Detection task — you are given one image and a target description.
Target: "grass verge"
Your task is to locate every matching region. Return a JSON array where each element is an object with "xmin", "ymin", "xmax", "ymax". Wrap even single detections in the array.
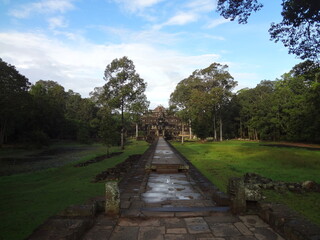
[
  {"xmin": 0, "ymin": 140, "xmax": 149, "ymax": 240},
  {"xmin": 172, "ymin": 140, "xmax": 320, "ymax": 226}
]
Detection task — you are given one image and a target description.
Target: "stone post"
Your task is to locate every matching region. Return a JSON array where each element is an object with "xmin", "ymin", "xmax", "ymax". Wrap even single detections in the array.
[
  {"xmin": 105, "ymin": 181, "xmax": 120, "ymax": 216},
  {"xmin": 228, "ymin": 177, "xmax": 246, "ymax": 214}
]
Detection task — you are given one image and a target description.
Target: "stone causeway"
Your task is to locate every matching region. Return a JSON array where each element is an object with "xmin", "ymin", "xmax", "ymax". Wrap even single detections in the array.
[{"xmin": 28, "ymin": 137, "xmax": 320, "ymax": 240}]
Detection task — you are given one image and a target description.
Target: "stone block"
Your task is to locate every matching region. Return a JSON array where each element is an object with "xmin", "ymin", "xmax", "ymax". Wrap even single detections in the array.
[
  {"xmin": 166, "ymin": 228, "xmax": 187, "ymax": 234},
  {"xmin": 210, "ymin": 223, "xmax": 241, "ymax": 237},
  {"xmin": 28, "ymin": 218, "xmax": 94, "ymax": 240},
  {"xmin": 234, "ymin": 222, "xmax": 253, "ymax": 236},
  {"xmin": 57, "ymin": 204, "xmax": 96, "ymax": 218},
  {"xmin": 105, "ymin": 181, "xmax": 120, "ymax": 216},
  {"xmin": 228, "ymin": 177, "xmax": 246, "ymax": 214},
  {"xmin": 138, "ymin": 226, "xmax": 165, "ymax": 240}
]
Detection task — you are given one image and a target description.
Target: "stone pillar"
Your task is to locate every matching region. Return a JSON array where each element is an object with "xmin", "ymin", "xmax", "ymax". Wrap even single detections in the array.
[
  {"xmin": 105, "ymin": 181, "xmax": 120, "ymax": 216},
  {"xmin": 228, "ymin": 177, "xmax": 246, "ymax": 214}
]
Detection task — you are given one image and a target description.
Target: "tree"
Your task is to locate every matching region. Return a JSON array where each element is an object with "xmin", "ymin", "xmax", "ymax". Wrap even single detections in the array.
[
  {"xmin": 216, "ymin": 0, "xmax": 320, "ymax": 61},
  {"xmin": 0, "ymin": 58, "xmax": 31, "ymax": 146},
  {"xmin": 130, "ymin": 95, "xmax": 149, "ymax": 138},
  {"xmin": 170, "ymin": 63, "xmax": 236, "ymax": 141},
  {"xmin": 29, "ymin": 80, "xmax": 67, "ymax": 140},
  {"xmin": 98, "ymin": 107, "xmax": 120, "ymax": 156},
  {"xmin": 65, "ymin": 90, "xmax": 99, "ymax": 142},
  {"xmin": 103, "ymin": 56, "xmax": 148, "ymax": 149}
]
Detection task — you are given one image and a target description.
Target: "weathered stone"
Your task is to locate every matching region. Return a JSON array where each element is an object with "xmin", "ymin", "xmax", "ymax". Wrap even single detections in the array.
[
  {"xmin": 210, "ymin": 223, "xmax": 241, "ymax": 237},
  {"xmin": 28, "ymin": 218, "xmax": 94, "ymax": 240},
  {"xmin": 228, "ymin": 177, "xmax": 246, "ymax": 214},
  {"xmin": 234, "ymin": 222, "xmax": 253, "ymax": 236},
  {"xmin": 167, "ymin": 228, "xmax": 187, "ymax": 234},
  {"xmin": 244, "ymin": 184, "xmax": 263, "ymax": 201},
  {"xmin": 302, "ymin": 181, "xmax": 315, "ymax": 190},
  {"xmin": 138, "ymin": 226, "xmax": 165, "ymax": 240},
  {"xmin": 184, "ymin": 217, "xmax": 211, "ymax": 234},
  {"xmin": 239, "ymin": 215, "xmax": 269, "ymax": 228},
  {"xmin": 105, "ymin": 181, "xmax": 120, "ymax": 216},
  {"xmin": 57, "ymin": 204, "xmax": 96, "ymax": 218},
  {"xmin": 253, "ymin": 227, "xmax": 285, "ymax": 240},
  {"xmin": 110, "ymin": 226, "xmax": 139, "ymax": 240}
]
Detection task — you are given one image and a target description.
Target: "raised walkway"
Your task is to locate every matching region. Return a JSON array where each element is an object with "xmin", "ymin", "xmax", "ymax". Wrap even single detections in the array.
[{"xmin": 83, "ymin": 137, "xmax": 285, "ymax": 240}]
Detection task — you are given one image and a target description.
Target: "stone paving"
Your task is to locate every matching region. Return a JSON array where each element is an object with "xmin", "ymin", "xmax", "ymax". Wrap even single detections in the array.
[
  {"xmin": 82, "ymin": 137, "xmax": 287, "ymax": 240},
  {"xmin": 83, "ymin": 214, "xmax": 285, "ymax": 240}
]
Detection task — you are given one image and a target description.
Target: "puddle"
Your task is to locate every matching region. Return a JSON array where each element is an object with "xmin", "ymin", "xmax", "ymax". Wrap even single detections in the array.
[{"xmin": 143, "ymin": 173, "xmax": 203, "ymax": 203}]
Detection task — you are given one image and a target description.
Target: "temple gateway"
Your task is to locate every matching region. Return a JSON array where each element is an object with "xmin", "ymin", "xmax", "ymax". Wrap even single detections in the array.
[{"xmin": 140, "ymin": 105, "xmax": 192, "ymax": 139}]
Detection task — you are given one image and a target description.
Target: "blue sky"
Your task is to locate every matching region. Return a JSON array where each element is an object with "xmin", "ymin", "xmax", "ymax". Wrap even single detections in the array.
[{"xmin": 0, "ymin": 0, "xmax": 300, "ymax": 108}]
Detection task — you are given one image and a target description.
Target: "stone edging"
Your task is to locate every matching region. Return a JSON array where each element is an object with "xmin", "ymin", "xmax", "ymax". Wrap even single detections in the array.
[
  {"xmin": 257, "ymin": 202, "xmax": 320, "ymax": 240},
  {"xmin": 167, "ymin": 140, "xmax": 231, "ymax": 206}
]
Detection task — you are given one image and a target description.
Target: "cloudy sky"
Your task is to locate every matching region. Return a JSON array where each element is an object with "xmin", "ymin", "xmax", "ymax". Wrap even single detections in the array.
[{"xmin": 0, "ymin": 0, "xmax": 300, "ymax": 108}]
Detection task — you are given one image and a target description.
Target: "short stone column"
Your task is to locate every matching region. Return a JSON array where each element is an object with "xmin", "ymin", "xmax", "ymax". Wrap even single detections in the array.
[
  {"xmin": 105, "ymin": 181, "xmax": 120, "ymax": 216},
  {"xmin": 228, "ymin": 177, "xmax": 246, "ymax": 214}
]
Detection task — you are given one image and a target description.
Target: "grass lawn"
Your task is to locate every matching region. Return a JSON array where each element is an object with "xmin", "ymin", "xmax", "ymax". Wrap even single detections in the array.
[
  {"xmin": 0, "ymin": 140, "xmax": 149, "ymax": 240},
  {"xmin": 172, "ymin": 140, "xmax": 320, "ymax": 225}
]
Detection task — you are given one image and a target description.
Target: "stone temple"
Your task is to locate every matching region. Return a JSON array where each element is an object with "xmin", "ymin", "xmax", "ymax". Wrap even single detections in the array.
[{"xmin": 140, "ymin": 105, "xmax": 192, "ymax": 139}]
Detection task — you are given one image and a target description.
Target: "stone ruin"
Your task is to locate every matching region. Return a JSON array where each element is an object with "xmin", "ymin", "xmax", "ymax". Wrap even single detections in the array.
[{"xmin": 228, "ymin": 172, "xmax": 320, "ymax": 214}]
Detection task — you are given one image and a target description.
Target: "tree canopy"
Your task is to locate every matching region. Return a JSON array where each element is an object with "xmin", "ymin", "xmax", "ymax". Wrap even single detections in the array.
[
  {"xmin": 216, "ymin": 0, "xmax": 320, "ymax": 61},
  {"xmin": 102, "ymin": 56, "xmax": 149, "ymax": 149},
  {"xmin": 170, "ymin": 63, "xmax": 236, "ymax": 140},
  {"xmin": 0, "ymin": 58, "xmax": 31, "ymax": 146}
]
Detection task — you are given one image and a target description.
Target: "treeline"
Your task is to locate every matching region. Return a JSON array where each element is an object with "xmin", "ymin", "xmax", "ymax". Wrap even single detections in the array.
[
  {"xmin": 170, "ymin": 60, "xmax": 320, "ymax": 143},
  {"xmin": 0, "ymin": 57, "xmax": 148, "ymax": 148}
]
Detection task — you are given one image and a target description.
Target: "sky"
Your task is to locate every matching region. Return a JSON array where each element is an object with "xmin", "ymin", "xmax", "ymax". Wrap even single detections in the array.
[{"xmin": 0, "ymin": 0, "xmax": 301, "ymax": 108}]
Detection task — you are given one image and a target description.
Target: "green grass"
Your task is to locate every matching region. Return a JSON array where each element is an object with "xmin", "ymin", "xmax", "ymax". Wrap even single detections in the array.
[
  {"xmin": 0, "ymin": 140, "xmax": 149, "ymax": 240},
  {"xmin": 172, "ymin": 140, "xmax": 320, "ymax": 225}
]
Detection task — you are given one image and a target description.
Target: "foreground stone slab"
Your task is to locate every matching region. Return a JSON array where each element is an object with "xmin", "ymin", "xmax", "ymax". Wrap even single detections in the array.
[
  {"xmin": 138, "ymin": 226, "xmax": 165, "ymax": 240},
  {"xmin": 184, "ymin": 217, "xmax": 211, "ymax": 234},
  {"xmin": 110, "ymin": 226, "xmax": 139, "ymax": 240},
  {"xmin": 28, "ymin": 218, "xmax": 93, "ymax": 240},
  {"xmin": 210, "ymin": 223, "xmax": 242, "ymax": 237}
]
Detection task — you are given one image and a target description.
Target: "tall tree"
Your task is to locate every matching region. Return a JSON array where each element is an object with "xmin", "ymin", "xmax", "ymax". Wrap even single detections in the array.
[
  {"xmin": 98, "ymin": 106, "xmax": 120, "ymax": 156},
  {"xmin": 0, "ymin": 58, "xmax": 31, "ymax": 146},
  {"xmin": 217, "ymin": 0, "xmax": 320, "ymax": 61},
  {"xmin": 170, "ymin": 63, "xmax": 236, "ymax": 140},
  {"xmin": 103, "ymin": 56, "xmax": 148, "ymax": 149},
  {"xmin": 29, "ymin": 80, "xmax": 67, "ymax": 140},
  {"xmin": 130, "ymin": 94, "xmax": 149, "ymax": 138}
]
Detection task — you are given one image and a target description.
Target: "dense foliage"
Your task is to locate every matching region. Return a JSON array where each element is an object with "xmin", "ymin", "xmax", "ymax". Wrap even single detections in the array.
[
  {"xmin": 170, "ymin": 63, "xmax": 237, "ymax": 140},
  {"xmin": 0, "ymin": 57, "xmax": 148, "ymax": 148},
  {"xmin": 217, "ymin": 0, "xmax": 320, "ymax": 61},
  {"xmin": 170, "ymin": 60, "xmax": 320, "ymax": 143}
]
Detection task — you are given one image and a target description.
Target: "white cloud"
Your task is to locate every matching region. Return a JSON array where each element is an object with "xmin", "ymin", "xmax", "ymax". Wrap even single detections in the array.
[
  {"xmin": 113, "ymin": 0, "xmax": 165, "ymax": 13},
  {"xmin": 206, "ymin": 18, "xmax": 230, "ymax": 28},
  {"xmin": 165, "ymin": 12, "xmax": 198, "ymax": 26},
  {"xmin": 9, "ymin": 0, "xmax": 75, "ymax": 18},
  {"xmin": 186, "ymin": 0, "xmax": 217, "ymax": 13},
  {"xmin": 153, "ymin": 12, "xmax": 199, "ymax": 30},
  {"xmin": 48, "ymin": 16, "xmax": 68, "ymax": 30},
  {"xmin": 0, "ymin": 31, "xmax": 220, "ymax": 108}
]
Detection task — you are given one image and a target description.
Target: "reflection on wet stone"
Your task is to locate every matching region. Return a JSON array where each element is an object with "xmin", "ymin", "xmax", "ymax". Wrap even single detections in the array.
[{"xmin": 143, "ymin": 173, "xmax": 203, "ymax": 203}]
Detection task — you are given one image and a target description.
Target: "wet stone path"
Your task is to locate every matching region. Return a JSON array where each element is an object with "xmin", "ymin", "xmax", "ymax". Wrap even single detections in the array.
[{"xmin": 83, "ymin": 137, "xmax": 286, "ymax": 240}]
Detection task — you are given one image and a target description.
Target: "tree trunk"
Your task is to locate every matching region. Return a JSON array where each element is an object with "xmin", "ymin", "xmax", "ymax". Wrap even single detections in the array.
[
  {"xmin": 135, "ymin": 123, "xmax": 139, "ymax": 139},
  {"xmin": 239, "ymin": 117, "xmax": 242, "ymax": 139},
  {"xmin": 121, "ymin": 103, "xmax": 124, "ymax": 150},
  {"xmin": 189, "ymin": 119, "xmax": 192, "ymax": 139},
  {"xmin": 0, "ymin": 119, "xmax": 7, "ymax": 148},
  {"xmin": 107, "ymin": 146, "xmax": 110, "ymax": 157},
  {"xmin": 219, "ymin": 116, "xmax": 223, "ymax": 141},
  {"xmin": 213, "ymin": 115, "xmax": 217, "ymax": 141},
  {"xmin": 255, "ymin": 129, "xmax": 259, "ymax": 141}
]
